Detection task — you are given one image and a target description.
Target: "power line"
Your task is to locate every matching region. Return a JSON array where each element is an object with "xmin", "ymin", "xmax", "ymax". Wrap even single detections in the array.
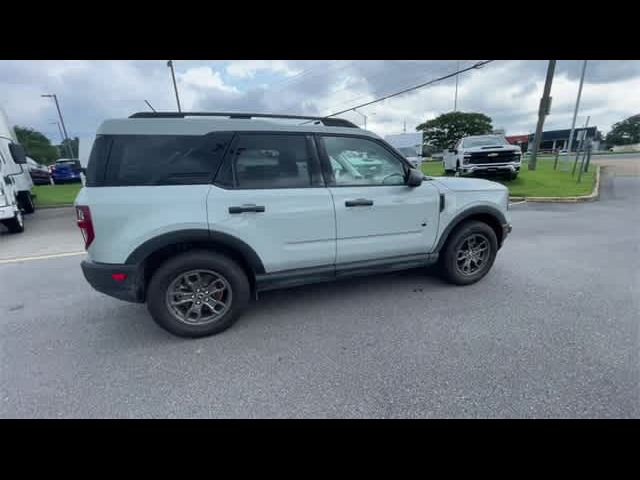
[
  {"xmin": 321, "ymin": 61, "xmax": 464, "ymax": 115},
  {"xmin": 324, "ymin": 60, "xmax": 495, "ymax": 118}
]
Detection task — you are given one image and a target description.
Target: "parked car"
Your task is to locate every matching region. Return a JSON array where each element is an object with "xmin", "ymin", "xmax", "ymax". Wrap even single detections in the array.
[
  {"xmin": 26, "ymin": 157, "xmax": 52, "ymax": 185},
  {"xmin": 51, "ymin": 158, "xmax": 82, "ymax": 183},
  {"xmin": 76, "ymin": 112, "xmax": 512, "ymax": 338},
  {"xmin": 558, "ymin": 149, "xmax": 568, "ymax": 156}
]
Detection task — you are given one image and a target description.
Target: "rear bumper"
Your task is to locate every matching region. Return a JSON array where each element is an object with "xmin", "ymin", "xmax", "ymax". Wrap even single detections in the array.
[{"xmin": 81, "ymin": 260, "xmax": 144, "ymax": 303}]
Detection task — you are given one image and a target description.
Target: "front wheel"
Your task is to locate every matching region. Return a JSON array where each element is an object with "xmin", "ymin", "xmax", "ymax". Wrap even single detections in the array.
[
  {"xmin": 146, "ymin": 250, "xmax": 250, "ymax": 338},
  {"xmin": 439, "ymin": 220, "xmax": 498, "ymax": 285}
]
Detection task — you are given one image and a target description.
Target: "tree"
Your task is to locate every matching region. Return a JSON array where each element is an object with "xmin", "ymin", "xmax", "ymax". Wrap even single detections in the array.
[
  {"xmin": 416, "ymin": 111, "xmax": 493, "ymax": 150},
  {"xmin": 14, "ymin": 126, "xmax": 60, "ymax": 165},
  {"xmin": 57, "ymin": 137, "xmax": 79, "ymax": 158},
  {"xmin": 605, "ymin": 114, "xmax": 640, "ymax": 146}
]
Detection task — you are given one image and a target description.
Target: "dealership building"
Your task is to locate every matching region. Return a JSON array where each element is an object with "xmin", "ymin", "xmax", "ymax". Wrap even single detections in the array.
[{"xmin": 506, "ymin": 126, "xmax": 600, "ymax": 152}]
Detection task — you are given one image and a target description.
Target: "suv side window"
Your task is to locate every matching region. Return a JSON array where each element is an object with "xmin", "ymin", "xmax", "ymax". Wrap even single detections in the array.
[
  {"xmin": 102, "ymin": 132, "xmax": 232, "ymax": 186},
  {"xmin": 226, "ymin": 134, "xmax": 319, "ymax": 189},
  {"xmin": 321, "ymin": 136, "xmax": 407, "ymax": 186}
]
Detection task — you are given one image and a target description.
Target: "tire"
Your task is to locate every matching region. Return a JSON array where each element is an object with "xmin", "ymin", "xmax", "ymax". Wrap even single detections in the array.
[
  {"xmin": 2, "ymin": 210, "xmax": 25, "ymax": 234},
  {"xmin": 146, "ymin": 250, "xmax": 251, "ymax": 338},
  {"xmin": 18, "ymin": 192, "xmax": 35, "ymax": 214},
  {"xmin": 439, "ymin": 220, "xmax": 498, "ymax": 285}
]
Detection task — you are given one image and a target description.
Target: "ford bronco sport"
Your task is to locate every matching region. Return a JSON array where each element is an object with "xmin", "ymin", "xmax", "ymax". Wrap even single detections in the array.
[{"xmin": 76, "ymin": 112, "xmax": 512, "ymax": 338}]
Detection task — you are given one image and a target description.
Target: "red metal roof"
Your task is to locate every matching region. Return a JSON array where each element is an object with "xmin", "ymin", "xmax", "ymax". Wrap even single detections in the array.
[{"xmin": 505, "ymin": 134, "xmax": 529, "ymax": 144}]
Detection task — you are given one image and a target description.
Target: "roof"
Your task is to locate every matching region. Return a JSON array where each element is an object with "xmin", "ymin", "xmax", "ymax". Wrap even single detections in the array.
[
  {"xmin": 529, "ymin": 127, "xmax": 597, "ymax": 141},
  {"xmin": 97, "ymin": 115, "xmax": 380, "ymax": 139},
  {"xmin": 505, "ymin": 134, "xmax": 529, "ymax": 143}
]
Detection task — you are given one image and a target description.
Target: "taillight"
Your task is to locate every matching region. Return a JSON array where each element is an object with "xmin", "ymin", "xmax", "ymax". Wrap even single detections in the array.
[{"xmin": 76, "ymin": 205, "xmax": 95, "ymax": 249}]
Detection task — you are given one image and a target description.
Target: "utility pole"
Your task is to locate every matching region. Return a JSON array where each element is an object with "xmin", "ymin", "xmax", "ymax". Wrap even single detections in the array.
[
  {"xmin": 528, "ymin": 60, "xmax": 556, "ymax": 171},
  {"xmin": 167, "ymin": 60, "xmax": 182, "ymax": 112},
  {"xmin": 403, "ymin": 119, "xmax": 406, "ymax": 133},
  {"xmin": 567, "ymin": 60, "xmax": 588, "ymax": 155},
  {"xmin": 42, "ymin": 94, "xmax": 74, "ymax": 158},
  {"xmin": 454, "ymin": 60, "xmax": 460, "ymax": 112}
]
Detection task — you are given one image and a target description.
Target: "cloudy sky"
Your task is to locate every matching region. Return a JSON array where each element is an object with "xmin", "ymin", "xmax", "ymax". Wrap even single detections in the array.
[{"xmin": 1, "ymin": 60, "xmax": 638, "ymax": 144}]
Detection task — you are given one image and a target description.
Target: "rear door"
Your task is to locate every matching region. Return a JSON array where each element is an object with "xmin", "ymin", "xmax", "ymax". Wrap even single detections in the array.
[
  {"xmin": 208, "ymin": 132, "xmax": 335, "ymax": 273},
  {"xmin": 317, "ymin": 134, "xmax": 440, "ymax": 265}
]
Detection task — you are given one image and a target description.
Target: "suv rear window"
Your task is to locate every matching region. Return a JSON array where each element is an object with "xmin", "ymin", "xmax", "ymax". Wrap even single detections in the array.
[{"xmin": 88, "ymin": 133, "xmax": 232, "ymax": 187}]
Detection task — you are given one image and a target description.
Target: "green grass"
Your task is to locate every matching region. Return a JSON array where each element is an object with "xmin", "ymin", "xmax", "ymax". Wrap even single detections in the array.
[
  {"xmin": 421, "ymin": 159, "xmax": 595, "ymax": 197},
  {"xmin": 32, "ymin": 183, "xmax": 82, "ymax": 206}
]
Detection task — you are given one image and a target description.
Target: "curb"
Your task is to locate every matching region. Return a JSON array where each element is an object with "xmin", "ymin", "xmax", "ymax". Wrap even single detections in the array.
[
  {"xmin": 35, "ymin": 204, "xmax": 74, "ymax": 209},
  {"xmin": 509, "ymin": 165, "xmax": 600, "ymax": 203}
]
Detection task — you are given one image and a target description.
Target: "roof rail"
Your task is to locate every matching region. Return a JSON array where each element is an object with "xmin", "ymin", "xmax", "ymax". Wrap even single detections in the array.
[{"xmin": 128, "ymin": 111, "xmax": 359, "ymax": 128}]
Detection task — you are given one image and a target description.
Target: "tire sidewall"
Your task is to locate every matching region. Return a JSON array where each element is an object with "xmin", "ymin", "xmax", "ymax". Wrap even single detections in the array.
[
  {"xmin": 146, "ymin": 251, "xmax": 250, "ymax": 338},
  {"xmin": 441, "ymin": 221, "xmax": 498, "ymax": 285}
]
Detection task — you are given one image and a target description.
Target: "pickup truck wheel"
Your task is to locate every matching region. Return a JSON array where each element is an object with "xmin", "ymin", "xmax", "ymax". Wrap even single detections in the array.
[
  {"xmin": 439, "ymin": 220, "xmax": 498, "ymax": 285},
  {"xmin": 2, "ymin": 210, "xmax": 25, "ymax": 233},
  {"xmin": 18, "ymin": 192, "xmax": 35, "ymax": 214},
  {"xmin": 147, "ymin": 250, "xmax": 250, "ymax": 338}
]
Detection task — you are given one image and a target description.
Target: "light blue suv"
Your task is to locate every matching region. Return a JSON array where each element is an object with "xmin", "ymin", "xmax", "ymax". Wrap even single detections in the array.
[{"xmin": 75, "ymin": 112, "xmax": 512, "ymax": 338}]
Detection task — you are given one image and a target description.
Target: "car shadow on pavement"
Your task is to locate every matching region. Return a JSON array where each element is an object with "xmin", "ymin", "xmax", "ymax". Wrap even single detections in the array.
[{"xmin": 93, "ymin": 266, "xmax": 445, "ymax": 346}]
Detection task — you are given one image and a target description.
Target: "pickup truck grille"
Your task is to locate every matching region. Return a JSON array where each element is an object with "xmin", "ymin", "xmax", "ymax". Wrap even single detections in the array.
[{"xmin": 468, "ymin": 152, "xmax": 519, "ymax": 164}]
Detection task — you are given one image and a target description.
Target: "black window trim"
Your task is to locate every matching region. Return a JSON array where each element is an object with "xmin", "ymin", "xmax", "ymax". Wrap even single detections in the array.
[
  {"xmin": 212, "ymin": 131, "xmax": 326, "ymax": 190},
  {"xmin": 314, "ymin": 133, "xmax": 413, "ymax": 188}
]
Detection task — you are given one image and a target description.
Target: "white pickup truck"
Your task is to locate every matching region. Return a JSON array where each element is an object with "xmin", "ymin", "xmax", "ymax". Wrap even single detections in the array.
[{"xmin": 443, "ymin": 134, "xmax": 522, "ymax": 180}]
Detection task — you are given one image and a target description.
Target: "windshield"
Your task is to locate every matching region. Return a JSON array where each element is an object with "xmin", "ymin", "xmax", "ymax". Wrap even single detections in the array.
[{"xmin": 463, "ymin": 136, "xmax": 509, "ymax": 148}]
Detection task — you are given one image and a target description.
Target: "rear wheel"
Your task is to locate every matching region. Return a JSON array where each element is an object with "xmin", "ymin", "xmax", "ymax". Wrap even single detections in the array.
[
  {"xmin": 439, "ymin": 220, "xmax": 498, "ymax": 285},
  {"xmin": 2, "ymin": 210, "xmax": 25, "ymax": 233},
  {"xmin": 18, "ymin": 192, "xmax": 35, "ymax": 214},
  {"xmin": 146, "ymin": 250, "xmax": 250, "ymax": 338}
]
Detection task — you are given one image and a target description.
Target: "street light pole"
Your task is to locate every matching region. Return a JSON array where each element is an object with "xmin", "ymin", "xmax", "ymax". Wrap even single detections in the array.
[
  {"xmin": 567, "ymin": 60, "xmax": 588, "ymax": 155},
  {"xmin": 352, "ymin": 108, "xmax": 367, "ymax": 129},
  {"xmin": 50, "ymin": 121, "xmax": 65, "ymax": 144},
  {"xmin": 167, "ymin": 60, "xmax": 182, "ymax": 112},
  {"xmin": 42, "ymin": 94, "xmax": 74, "ymax": 158},
  {"xmin": 528, "ymin": 60, "xmax": 557, "ymax": 171},
  {"xmin": 454, "ymin": 60, "xmax": 460, "ymax": 112}
]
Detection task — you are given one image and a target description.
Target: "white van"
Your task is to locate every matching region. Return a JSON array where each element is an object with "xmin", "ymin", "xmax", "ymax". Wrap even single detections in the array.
[
  {"xmin": 0, "ymin": 107, "xmax": 35, "ymax": 219},
  {"xmin": 0, "ymin": 136, "xmax": 29, "ymax": 233}
]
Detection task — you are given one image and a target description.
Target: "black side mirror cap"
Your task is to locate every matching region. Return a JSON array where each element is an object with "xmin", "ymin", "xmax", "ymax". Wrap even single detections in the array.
[
  {"xmin": 9, "ymin": 143, "xmax": 27, "ymax": 165},
  {"xmin": 406, "ymin": 168, "xmax": 424, "ymax": 187}
]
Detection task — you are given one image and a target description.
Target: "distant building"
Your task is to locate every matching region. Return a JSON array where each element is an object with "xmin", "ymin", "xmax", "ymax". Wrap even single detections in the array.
[
  {"xmin": 528, "ymin": 127, "xmax": 599, "ymax": 152},
  {"xmin": 505, "ymin": 134, "xmax": 529, "ymax": 151}
]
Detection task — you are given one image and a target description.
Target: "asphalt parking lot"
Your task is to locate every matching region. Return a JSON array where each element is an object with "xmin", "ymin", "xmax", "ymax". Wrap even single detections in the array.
[{"xmin": 1, "ymin": 166, "xmax": 638, "ymax": 418}]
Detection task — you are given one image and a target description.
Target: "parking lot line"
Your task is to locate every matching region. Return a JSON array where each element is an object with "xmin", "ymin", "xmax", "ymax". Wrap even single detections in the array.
[{"xmin": 0, "ymin": 251, "xmax": 86, "ymax": 265}]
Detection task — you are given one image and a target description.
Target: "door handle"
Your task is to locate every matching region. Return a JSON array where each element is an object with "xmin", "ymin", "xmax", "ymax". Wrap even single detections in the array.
[
  {"xmin": 228, "ymin": 204, "xmax": 266, "ymax": 214},
  {"xmin": 345, "ymin": 199, "xmax": 374, "ymax": 207}
]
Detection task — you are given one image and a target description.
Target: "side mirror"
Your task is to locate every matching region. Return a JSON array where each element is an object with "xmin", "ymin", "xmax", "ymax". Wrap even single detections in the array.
[
  {"xmin": 406, "ymin": 168, "xmax": 424, "ymax": 187},
  {"xmin": 9, "ymin": 143, "xmax": 27, "ymax": 165}
]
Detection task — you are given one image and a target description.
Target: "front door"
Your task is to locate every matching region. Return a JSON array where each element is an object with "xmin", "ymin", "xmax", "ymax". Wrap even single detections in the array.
[{"xmin": 317, "ymin": 134, "xmax": 440, "ymax": 265}]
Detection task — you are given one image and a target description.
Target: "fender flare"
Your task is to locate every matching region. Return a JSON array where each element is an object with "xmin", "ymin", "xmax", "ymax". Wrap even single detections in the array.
[
  {"xmin": 125, "ymin": 229, "xmax": 266, "ymax": 274},
  {"xmin": 433, "ymin": 205, "xmax": 507, "ymax": 253}
]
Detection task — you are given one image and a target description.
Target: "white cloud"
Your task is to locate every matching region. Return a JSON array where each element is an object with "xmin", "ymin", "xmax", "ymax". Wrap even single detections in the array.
[
  {"xmin": 226, "ymin": 60, "xmax": 300, "ymax": 78},
  {"xmin": 0, "ymin": 60, "xmax": 638, "ymax": 144}
]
